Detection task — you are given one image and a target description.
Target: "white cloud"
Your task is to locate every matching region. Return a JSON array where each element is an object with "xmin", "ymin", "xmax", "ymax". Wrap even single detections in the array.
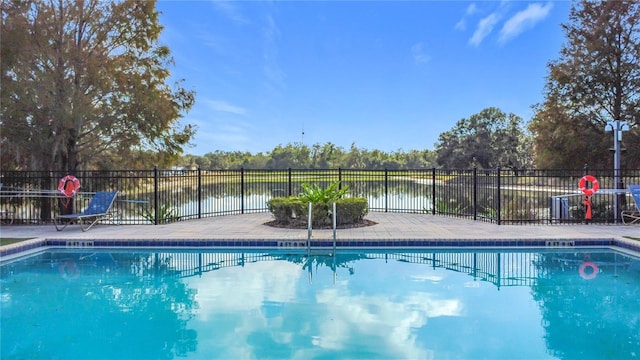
[
  {"xmin": 455, "ymin": 3, "xmax": 477, "ymax": 31},
  {"xmin": 411, "ymin": 42, "xmax": 431, "ymax": 65},
  {"xmin": 191, "ymin": 261, "xmax": 301, "ymax": 319},
  {"xmin": 183, "ymin": 116, "xmax": 251, "ymax": 153},
  {"xmin": 196, "ymin": 32, "xmax": 228, "ymax": 54},
  {"xmin": 499, "ymin": 2, "xmax": 553, "ymax": 44},
  {"xmin": 262, "ymin": 13, "xmax": 286, "ymax": 92},
  {"xmin": 313, "ymin": 288, "xmax": 462, "ymax": 358},
  {"xmin": 205, "ymin": 99, "xmax": 248, "ymax": 116},
  {"xmin": 466, "ymin": 3, "xmax": 478, "ymax": 16},
  {"xmin": 188, "ymin": 100, "xmax": 252, "ymax": 151},
  {"xmin": 210, "ymin": 0, "xmax": 250, "ymax": 25},
  {"xmin": 469, "ymin": 13, "xmax": 501, "ymax": 46}
]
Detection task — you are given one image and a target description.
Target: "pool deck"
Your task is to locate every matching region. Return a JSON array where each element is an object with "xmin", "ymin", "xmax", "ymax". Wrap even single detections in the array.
[{"xmin": 1, "ymin": 212, "xmax": 638, "ymax": 253}]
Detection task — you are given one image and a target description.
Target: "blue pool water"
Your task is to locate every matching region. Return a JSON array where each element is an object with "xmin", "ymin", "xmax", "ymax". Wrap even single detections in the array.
[{"xmin": 1, "ymin": 247, "xmax": 640, "ymax": 359}]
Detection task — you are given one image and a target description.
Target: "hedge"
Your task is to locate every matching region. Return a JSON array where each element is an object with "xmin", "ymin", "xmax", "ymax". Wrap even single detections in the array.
[{"xmin": 267, "ymin": 196, "xmax": 368, "ymax": 227}]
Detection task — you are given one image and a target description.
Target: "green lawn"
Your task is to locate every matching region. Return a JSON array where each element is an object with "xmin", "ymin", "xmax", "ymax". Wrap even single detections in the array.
[{"xmin": 0, "ymin": 238, "xmax": 36, "ymax": 246}]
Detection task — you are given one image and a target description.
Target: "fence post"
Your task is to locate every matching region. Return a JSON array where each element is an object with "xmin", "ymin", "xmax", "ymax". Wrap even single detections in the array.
[
  {"xmin": 338, "ymin": 167, "xmax": 342, "ymax": 189},
  {"xmin": 431, "ymin": 167, "xmax": 436, "ymax": 215},
  {"xmin": 288, "ymin": 168, "xmax": 292, "ymax": 197},
  {"xmin": 582, "ymin": 163, "xmax": 589, "ymax": 223},
  {"xmin": 473, "ymin": 167, "xmax": 477, "ymax": 221},
  {"xmin": 44, "ymin": 171, "xmax": 54, "ymax": 221},
  {"xmin": 154, "ymin": 167, "xmax": 159, "ymax": 225},
  {"xmin": 241, "ymin": 167, "xmax": 245, "ymax": 214},
  {"xmin": 384, "ymin": 168, "xmax": 388, "ymax": 212},
  {"xmin": 496, "ymin": 167, "xmax": 501, "ymax": 225},
  {"xmin": 197, "ymin": 167, "xmax": 202, "ymax": 219}
]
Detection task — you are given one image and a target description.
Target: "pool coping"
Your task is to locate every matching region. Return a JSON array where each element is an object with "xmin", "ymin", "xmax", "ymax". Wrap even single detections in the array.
[{"xmin": 3, "ymin": 237, "xmax": 640, "ymax": 261}]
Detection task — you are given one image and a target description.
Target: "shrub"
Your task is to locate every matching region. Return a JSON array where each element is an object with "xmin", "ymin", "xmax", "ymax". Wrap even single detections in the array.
[
  {"xmin": 571, "ymin": 200, "xmax": 614, "ymax": 223},
  {"xmin": 267, "ymin": 196, "xmax": 307, "ymax": 226},
  {"xmin": 140, "ymin": 202, "xmax": 178, "ymax": 224},
  {"xmin": 335, "ymin": 197, "xmax": 368, "ymax": 225},
  {"xmin": 267, "ymin": 182, "xmax": 368, "ymax": 227}
]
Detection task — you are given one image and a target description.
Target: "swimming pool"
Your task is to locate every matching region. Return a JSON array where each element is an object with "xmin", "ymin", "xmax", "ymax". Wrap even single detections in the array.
[{"xmin": 2, "ymin": 247, "xmax": 639, "ymax": 359}]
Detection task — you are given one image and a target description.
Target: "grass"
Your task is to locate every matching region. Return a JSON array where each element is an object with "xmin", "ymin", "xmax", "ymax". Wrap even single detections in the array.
[{"xmin": 0, "ymin": 238, "xmax": 36, "ymax": 246}]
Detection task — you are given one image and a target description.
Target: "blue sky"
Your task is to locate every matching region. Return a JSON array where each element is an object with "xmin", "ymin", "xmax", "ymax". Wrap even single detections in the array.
[{"xmin": 156, "ymin": 1, "xmax": 571, "ymax": 156}]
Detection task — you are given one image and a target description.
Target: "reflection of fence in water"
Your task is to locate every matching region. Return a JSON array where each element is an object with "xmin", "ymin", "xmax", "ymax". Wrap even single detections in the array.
[
  {"xmin": 366, "ymin": 251, "xmax": 539, "ymax": 288},
  {"xmin": 123, "ymin": 250, "xmax": 639, "ymax": 286},
  {"xmin": 151, "ymin": 252, "xmax": 282, "ymax": 279},
  {"xmin": 146, "ymin": 250, "xmax": 540, "ymax": 287}
]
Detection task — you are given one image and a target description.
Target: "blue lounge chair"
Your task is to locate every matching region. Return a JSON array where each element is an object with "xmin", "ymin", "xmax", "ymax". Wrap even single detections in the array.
[
  {"xmin": 54, "ymin": 191, "xmax": 119, "ymax": 231},
  {"xmin": 622, "ymin": 185, "xmax": 640, "ymax": 225}
]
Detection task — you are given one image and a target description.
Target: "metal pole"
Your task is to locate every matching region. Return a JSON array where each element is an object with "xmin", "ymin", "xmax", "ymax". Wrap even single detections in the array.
[
  {"xmin": 153, "ymin": 167, "xmax": 159, "ymax": 225},
  {"xmin": 240, "ymin": 167, "xmax": 245, "ymax": 214},
  {"xmin": 332, "ymin": 202, "xmax": 337, "ymax": 251},
  {"xmin": 432, "ymin": 167, "xmax": 436, "ymax": 215},
  {"xmin": 288, "ymin": 168, "xmax": 292, "ymax": 196},
  {"xmin": 473, "ymin": 167, "xmax": 477, "ymax": 221},
  {"xmin": 606, "ymin": 120, "xmax": 629, "ymax": 222},
  {"xmin": 197, "ymin": 167, "xmax": 202, "ymax": 219},
  {"xmin": 384, "ymin": 168, "xmax": 389, "ymax": 212},
  {"xmin": 307, "ymin": 202, "xmax": 312, "ymax": 248},
  {"xmin": 496, "ymin": 167, "xmax": 501, "ymax": 225}
]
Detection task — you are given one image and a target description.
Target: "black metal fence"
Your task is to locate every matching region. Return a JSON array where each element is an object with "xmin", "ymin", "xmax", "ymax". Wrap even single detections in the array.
[{"xmin": 1, "ymin": 167, "xmax": 639, "ymax": 225}]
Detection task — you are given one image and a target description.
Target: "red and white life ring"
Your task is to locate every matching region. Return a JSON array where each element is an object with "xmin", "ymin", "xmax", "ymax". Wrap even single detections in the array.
[
  {"xmin": 58, "ymin": 175, "xmax": 80, "ymax": 197},
  {"xmin": 578, "ymin": 175, "xmax": 599, "ymax": 196},
  {"xmin": 579, "ymin": 261, "xmax": 598, "ymax": 280}
]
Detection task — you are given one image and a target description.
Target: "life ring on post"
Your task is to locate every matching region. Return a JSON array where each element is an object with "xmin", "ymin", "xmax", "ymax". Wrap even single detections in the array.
[
  {"xmin": 578, "ymin": 175, "xmax": 599, "ymax": 196},
  {"xmin": 58, "ymin": 175, "xmax": 80, "ymax": 197},
  {"xmin": 579, "ymin": 261, "xmax": 598, "ymax": 280}
]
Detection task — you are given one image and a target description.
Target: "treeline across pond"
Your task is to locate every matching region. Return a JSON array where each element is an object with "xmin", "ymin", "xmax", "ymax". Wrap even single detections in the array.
[
  {"xmin": 180, "ymin": 143, "xmax": 438, "ymax": 170},
  {"xmin": 176, "ymin": 108, "xmax": 536, "ymax": 171}
]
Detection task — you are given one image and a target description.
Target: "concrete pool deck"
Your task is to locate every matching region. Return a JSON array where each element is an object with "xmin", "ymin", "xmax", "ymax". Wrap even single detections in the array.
[{"xmin": 1, "ymin": 212, "xmax": 638, "ymax": 246}]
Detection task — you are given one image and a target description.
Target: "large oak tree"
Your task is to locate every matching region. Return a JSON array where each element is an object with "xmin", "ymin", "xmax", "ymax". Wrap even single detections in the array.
[
  {"xmin": 529, "ymin": 0, "xmax": 640, "ymax": 169},
  {"xmin": 435, "ymin": 107, "xmax": 533, "ymax": 169},
  {"xmin": 1, "ymin": 0, "xmax": 195, "ymax": 172}
]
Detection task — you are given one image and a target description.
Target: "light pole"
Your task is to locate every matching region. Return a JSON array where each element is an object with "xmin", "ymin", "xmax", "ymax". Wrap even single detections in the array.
[{"xmin": 605, "ymin": 120, "xmax": 629, "ymax": 222}]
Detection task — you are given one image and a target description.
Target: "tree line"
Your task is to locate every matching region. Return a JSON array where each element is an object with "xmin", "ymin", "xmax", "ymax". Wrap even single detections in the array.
[
  {"xmin": 1, "ymin": 0, "xmax": 639, "ymax": 172},
  {"xmin": 179, "ymin": 107, "xmax": 532, "ymax": 170},
  {"xmin": 181, "ymin": 143, "xmax": 437, "ymax": 170}
]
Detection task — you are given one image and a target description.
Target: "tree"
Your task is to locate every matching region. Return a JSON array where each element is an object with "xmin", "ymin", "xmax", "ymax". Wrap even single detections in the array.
[
  {"xmin": 529, "ymin": 0, "xmax": 640, "ymax": 169},
  {"xmin": 310, "ymin": 142, "xmax": 343, "ymax": 169},
  {"xmin": 435, "ymin": 108, "xmax": 533, "ymax": 169},
  {"xmin": 1, "ymin": 0, "xmax": 195, "ymax": 172},
  {"xmin": 267, "ymin": 144, "xmax": 311, "ymax": 169},
  {"xmin": 343, "ymin": 143, "xmax": 366, "ymax": 169},
  {"xmin": 178, "ymin": 143, "xmax": 435, "ymax": 170}
]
